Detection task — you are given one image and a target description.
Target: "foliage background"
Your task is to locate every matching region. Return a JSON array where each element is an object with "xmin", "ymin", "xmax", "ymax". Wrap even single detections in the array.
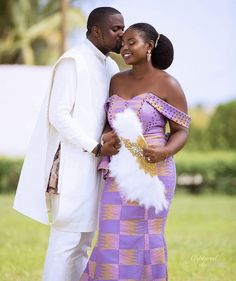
[
  {"xmin": 0, "ymin": 0, "xmax": 85, "ymax": 65},
  {"xmin": 1, "ymin": 100, "xmax": 236, "ymax": 195}
]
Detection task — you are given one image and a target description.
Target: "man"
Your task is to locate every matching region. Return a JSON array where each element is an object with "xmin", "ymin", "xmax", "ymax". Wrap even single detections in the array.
[{"xmin": 13, "ymin": 7, "xmax": 124, "ymax": 281}]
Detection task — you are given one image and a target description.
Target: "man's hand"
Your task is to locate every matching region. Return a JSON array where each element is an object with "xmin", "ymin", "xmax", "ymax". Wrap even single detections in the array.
[
  {"xmin": 100, "ymin": 141, "xmax": 119, "ymax": 156},
  {"xmin": 91, "ymin": 130, "xmax": 121, "ymax": 157},
  {"xmin": 102, "ymin": 131, "xmax": 120, "ymax": 147}
]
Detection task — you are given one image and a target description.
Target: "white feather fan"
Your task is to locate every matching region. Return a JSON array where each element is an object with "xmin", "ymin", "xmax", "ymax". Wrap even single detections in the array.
[{"xmin": 109, "ymin": 108, "xmax": 168, "ymax": 214}]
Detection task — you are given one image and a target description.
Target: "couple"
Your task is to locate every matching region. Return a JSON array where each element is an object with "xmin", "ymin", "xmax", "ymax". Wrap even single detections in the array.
[{"xmin": 14, "ymin": 6, "xmax": 190, "ymax": 281}]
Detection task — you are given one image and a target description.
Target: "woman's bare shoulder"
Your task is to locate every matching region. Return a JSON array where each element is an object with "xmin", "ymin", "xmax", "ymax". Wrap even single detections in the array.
[
  {"xmin": 156, "ymin": 71, "xmax": 188, "ymax": 113},
  {"xmin": 111, "ymin": 70, "xmax": 130, "ymax": 81},
  {"xmin": 109, "ymin": 70, "xmax": 131, "ymax": 97}
]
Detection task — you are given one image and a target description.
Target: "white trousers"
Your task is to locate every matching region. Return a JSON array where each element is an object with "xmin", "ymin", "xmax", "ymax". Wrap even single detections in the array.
[{"xmin": 42, "ymin": 227, "xmax": 94, "ymax": 281}]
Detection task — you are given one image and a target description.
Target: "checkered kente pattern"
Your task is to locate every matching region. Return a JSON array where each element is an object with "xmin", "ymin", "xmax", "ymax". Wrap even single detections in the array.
[
  {"xmin": 80, "ymin": 93, "xmax": 190, "ymax": 280},
  {"xmin": 80, "ymin": 177, "xmax": 174, "ymax": 281}
]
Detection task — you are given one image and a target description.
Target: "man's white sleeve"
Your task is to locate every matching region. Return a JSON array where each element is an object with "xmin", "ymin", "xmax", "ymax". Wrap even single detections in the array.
[{"xmin": 49, "ymin": 58, "xmax": 98, "ymax": 153}]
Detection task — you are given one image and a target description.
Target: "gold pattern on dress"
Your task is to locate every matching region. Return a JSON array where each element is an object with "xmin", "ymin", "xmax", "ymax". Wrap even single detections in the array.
[
  {"xmin": 121, "ymin": 136, "xmax": 157, "ymax": 177},
  {"xmin": 111, "ymin": 104, "xmax": 126, "ymax": 110},
  {"xmin": 149, "ymin": 100, "xmax": 164, "ymax": 112},
  {"xmin": 148, "ymin": 218, "xmax": 163, "ymax": 234},
  {"xmin": 120, "ymin": 220, "xmax": 142, "ymax": 235},
  {"xmin": 156, "ymin": 162, "xmax": 172, "ymax": 176},
  {"xmin": 108, "ymin": 181, "xmax": 118, "ymax": 192},
  {"xmin": 88, "ymin": 261, "xmax": 96, "ymax": 279},
  {"xmin": 145, "ymin": 134, "xmax": 162, "ymax": 139},
  {"xmin": 119, "ymin": 249, "xmax": 139, "ymax": 265},
  {"xmin": 99, "ymin": 264, "xmax": 118, "ymax": 279},
  {"xmin": 143, "ymin": 265, "xmax": 152, "ymax": 279},
  {"xmin": 102, "ymin": 204, "xmax": 121, "ymax": 220},
  {"xmin": 148, "ymin": 99, "xmax": 191, "ymax": 128},
  {"xmin": 150, "ymin": 247, "xmax": 166, "ymax": 264},
  {"xmin": 125, "ymin": 200, "xmax": 139, "ymax": 206},
  {"xmin": 100, "ymin": 233, "xmax": 119, "ymax": 250}
]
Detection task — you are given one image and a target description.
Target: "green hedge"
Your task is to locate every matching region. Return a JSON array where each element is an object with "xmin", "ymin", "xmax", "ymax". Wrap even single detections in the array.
[
  {"xmin": 207, "ymin": 100, "xmax": 236, "ymax": 150},
  {"xmin": 175, "ymin": 151, "xmax": 236, "ymax": 194},
  {"xmin": 1, "ymin": 151, "xmax": 236, "ymax": 194},
  {"xmin": 186, "ymin": 100, "xmax": 236, "ymax": 151},
  {"xmin": 0, "ymin": 157, "xmax": 23, "ymax": 193}
]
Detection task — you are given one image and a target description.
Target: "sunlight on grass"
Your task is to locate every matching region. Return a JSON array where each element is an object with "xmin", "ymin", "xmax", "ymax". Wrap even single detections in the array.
[{"xmin": 0, "ymin": 193, "xmax": 235, "ymax": 281}]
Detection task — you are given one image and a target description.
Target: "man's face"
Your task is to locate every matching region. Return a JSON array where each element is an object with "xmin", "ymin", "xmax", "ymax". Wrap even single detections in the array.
[{"xmin": 99, "ymin": 13, "xmax": 125, "ymax": 54}]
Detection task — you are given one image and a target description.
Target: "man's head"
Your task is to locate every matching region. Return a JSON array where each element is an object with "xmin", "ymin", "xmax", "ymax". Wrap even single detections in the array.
[{"xmin": 86, "ymin": 7, "xmax": 125, "ymax": 55}]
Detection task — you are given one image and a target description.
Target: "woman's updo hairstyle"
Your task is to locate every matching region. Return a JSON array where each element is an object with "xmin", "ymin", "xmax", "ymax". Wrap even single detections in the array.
[{"xmin": 129, "ymin": 23, "xmax": 174, "ymax": 70}]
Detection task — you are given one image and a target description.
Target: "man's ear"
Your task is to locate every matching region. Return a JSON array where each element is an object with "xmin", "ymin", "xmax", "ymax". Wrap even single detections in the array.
[{"xmin": 91, "ymin": 25, "xmax": 102, "ymax": 38}]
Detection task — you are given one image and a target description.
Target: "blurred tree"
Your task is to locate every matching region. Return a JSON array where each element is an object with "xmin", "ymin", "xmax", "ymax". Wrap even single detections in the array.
[
  {"xmin": 207, "ymin": 100, "xmax": 236, "ymax": 150},
  {"xmin": 0, "ymin": 0, "xmax": 85, "ymax": 65},
  {"xmin": 60, "ymin": 0, "xmax": 68, "ymax": 54},
  {"xmin": 183, "ymin": 106, "xmax": 213, "ymax": 151}
]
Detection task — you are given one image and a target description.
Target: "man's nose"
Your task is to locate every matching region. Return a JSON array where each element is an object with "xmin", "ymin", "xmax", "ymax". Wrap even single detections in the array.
[{"xmin": 118, "ymin": 29, "xmax": 124, "ymax": 37}]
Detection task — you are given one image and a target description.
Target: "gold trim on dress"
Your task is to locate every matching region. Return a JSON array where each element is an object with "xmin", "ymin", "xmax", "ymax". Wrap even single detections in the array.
[{"xmin": 121, "ymin": 136, "xmax": 157, "ymax": 177}]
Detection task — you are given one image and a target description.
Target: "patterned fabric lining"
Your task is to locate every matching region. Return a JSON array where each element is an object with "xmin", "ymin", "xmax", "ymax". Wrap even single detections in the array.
[{"xmin": 46, "ymin": 144, "xmax": 60, "ymax": 194}]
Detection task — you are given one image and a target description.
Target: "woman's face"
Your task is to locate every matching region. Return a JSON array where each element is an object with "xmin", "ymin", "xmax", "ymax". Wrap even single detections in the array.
[{"xmin": 121, "ymin": 28, "xmax": 150, "ymax": 65}]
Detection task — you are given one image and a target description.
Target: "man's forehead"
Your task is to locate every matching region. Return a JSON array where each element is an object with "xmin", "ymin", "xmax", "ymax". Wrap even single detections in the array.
[{"xmin": 106, "ymin": 13, "xmax": 124, "ymax": 27}]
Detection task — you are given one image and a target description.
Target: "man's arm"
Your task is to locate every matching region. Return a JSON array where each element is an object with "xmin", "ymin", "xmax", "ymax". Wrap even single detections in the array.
[
  {"xmin": 49, "ymin": 58, "xmax": 98, "ymax": 153},
  {"xmin": 49, "ymin": 58, "xmax": 119, "ymax": 156}
]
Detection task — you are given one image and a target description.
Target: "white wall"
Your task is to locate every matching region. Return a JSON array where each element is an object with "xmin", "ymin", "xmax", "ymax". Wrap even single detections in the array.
[{"xmin": 0, "ymin": 65, "xmax": 52, "ymax": 157}]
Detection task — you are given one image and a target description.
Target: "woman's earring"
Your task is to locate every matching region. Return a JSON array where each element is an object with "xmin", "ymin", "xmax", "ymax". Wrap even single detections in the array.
[{"xmin": 147, "ymin": 50, "xmax": 151, "ymax": 62}]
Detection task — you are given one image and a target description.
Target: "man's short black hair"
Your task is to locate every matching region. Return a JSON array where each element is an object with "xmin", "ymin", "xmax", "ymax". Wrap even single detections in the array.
[{"xmin": 87, "ymin": 7, "xmax": 121, "ymax": 35}]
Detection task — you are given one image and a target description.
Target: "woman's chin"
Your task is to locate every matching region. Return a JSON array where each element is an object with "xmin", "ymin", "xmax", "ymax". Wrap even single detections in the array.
[{"xmin": 123, "ymin": 58, "xmax": 133, "ymax": 65}]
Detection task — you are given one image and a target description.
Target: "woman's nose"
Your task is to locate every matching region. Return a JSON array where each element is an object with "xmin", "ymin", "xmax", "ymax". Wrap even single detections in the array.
[{"xmin": 121, "ymin": 43, "xmax": 128, "ymax": 50}]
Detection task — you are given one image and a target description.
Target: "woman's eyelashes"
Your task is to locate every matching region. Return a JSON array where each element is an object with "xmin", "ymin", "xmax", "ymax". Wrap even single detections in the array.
[{"xmin": 121, "ymin": 40, "xmax": 136, "ymax": 47}]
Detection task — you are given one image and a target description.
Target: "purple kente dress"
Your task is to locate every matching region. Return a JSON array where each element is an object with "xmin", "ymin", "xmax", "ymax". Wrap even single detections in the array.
[{"xmin": 80, "ymin": 93, "xmax": 190, "ymax": 281}]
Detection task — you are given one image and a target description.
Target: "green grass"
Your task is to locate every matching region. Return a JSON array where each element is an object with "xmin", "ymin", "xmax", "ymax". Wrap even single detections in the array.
[
  {"xmin": 0, "ymin": 194, "xmax": 235, "ymax": 281},
  {"xmin": 166, "ymin": 194, "xmax": 236, "ymax": 281},
  {"xmin": 0, "ymin": 195, "xmax": 49, "ymax": 281}
]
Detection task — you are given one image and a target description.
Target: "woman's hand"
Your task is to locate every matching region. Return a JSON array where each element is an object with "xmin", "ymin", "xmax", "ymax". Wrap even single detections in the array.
[{"xmin": 143, "ymin": 145, "xmax": 169, "ymax": 163}]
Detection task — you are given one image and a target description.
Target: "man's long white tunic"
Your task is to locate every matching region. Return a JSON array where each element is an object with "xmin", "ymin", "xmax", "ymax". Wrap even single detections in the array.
[{"xmin": 13, "ymin": 39, "xmax": 119, "ymax": 232}]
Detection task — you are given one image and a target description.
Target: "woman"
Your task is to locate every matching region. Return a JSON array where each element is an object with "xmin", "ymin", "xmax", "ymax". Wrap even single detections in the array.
[{"xmin": 80, "ymin": 23, "xmax": 191, "ymax": 281}]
